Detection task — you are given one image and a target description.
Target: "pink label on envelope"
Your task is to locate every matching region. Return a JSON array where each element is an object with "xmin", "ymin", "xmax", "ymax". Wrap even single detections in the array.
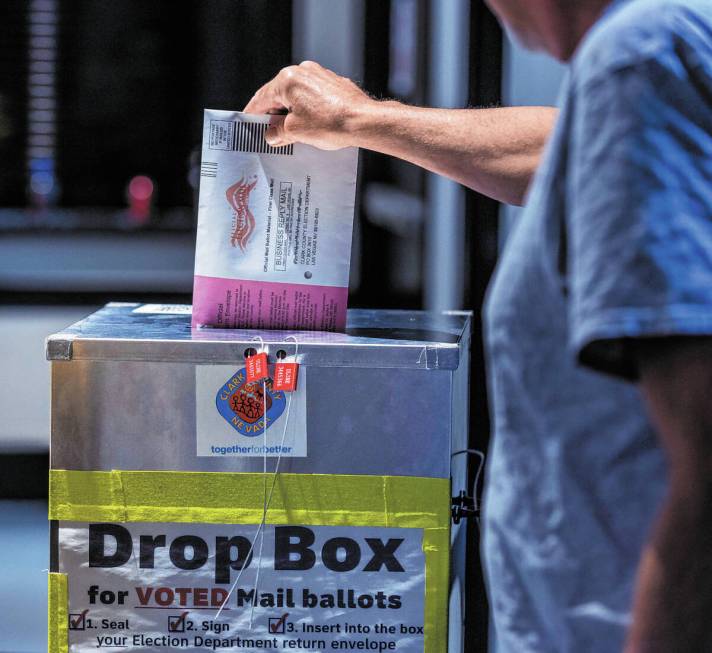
[{"xmin": 192, "ymin": 275, "xmax": 347, "ymax": 331}]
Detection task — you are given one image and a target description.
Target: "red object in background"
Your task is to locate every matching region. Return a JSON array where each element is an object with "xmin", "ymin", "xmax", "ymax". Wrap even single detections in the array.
[
  {"xmin": 273, "ymin": 362, "xmax": 298, "ymax": 392},
  {"xmin": 127, "ymin": 175, "xmax": 154, "ymax": 224},
  {"xmin": 245, "ymin": 352, "xmax": 269, "ymax": 383}
]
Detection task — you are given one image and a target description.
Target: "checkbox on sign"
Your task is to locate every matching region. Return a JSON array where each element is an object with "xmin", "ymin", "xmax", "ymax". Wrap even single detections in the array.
[
  {"xmin": 168, "ymin": 612, "xmax": 189, "ymax": 633},
  {"xmin": 69, "ymin": 610, "xmax": 88, "ymax": 630},
  {"xmin": 268, "ymin": 614, "xmax": 288, "ymax": 634}
]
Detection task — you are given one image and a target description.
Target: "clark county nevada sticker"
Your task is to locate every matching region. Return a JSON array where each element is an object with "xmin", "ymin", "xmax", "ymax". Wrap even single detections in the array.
[{"xmin": 215, "ymin": 368, "xmax": 286, "ymax": 437}]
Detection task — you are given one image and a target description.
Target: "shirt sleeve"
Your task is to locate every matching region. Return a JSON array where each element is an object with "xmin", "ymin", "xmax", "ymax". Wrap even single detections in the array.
[{"xmin": 567, "ymin": 48, "xmax": 712, "ymax": 381}]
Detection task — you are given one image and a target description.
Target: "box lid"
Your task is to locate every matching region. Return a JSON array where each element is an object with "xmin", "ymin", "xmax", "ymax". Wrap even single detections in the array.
[{"xmin": 46, "ymin": 303, "xmax": 471, "ymax": 370}]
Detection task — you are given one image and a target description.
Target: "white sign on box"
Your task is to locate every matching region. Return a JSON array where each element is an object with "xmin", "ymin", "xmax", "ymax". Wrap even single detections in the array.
[
  {"xmin": 59, "ymin": 521, "xmax": 426, "ymax": 652},
  {"xmin": 192, "ymin": 110, "xmax": 359, "ymax": 331}
]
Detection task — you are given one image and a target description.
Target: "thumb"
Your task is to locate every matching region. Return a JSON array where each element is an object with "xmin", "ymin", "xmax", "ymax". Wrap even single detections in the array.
[{"xmin": 264, "ymin": 115, "xmax": 292, "ymax": 146}]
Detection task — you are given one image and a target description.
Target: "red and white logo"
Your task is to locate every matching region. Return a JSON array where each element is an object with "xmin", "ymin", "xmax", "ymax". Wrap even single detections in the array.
[{"xmin": 225, "ymin": 175, "xmax": 257, "ymax": 251}]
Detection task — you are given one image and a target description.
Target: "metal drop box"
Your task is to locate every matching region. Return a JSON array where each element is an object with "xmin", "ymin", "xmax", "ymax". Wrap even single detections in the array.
[{"xmin": 48, "ymin": 303, "xmax": 472, "ymax": 652}]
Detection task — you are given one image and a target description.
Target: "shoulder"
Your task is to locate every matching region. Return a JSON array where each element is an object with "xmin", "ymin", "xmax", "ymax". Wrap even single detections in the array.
[{"xmin": 571, "ymin": 0, "xmax": 712, "ymax": 89}]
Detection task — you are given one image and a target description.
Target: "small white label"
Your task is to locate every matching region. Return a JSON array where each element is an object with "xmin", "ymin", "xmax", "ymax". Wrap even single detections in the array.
[
  {"xmin": 209, "ymin": 119, "xmax": 235, "ymax": 150},
  {"xmin": 132, "ymin": 304, "xmax": 192, "ymax": 315},
  {"xmin": 196, "ymin": 364, "xmax": 307, "ymax": 457}
]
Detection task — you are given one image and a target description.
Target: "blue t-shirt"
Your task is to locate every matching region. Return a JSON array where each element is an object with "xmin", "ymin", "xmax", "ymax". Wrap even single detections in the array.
[{"xmin": 483, "ymin": 1, "xmax": 712, "ymax": 651}]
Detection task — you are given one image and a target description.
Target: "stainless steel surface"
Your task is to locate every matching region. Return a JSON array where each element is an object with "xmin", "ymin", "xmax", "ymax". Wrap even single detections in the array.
[
  {"xmin": 46, "ymin": 303, "xmax": 469, "ymax": 370},
  {"xmin": 49, "ymin": 304, "xmax": 471, "ymax": 480},
  {"xmin": 51, "ymin": 361, "xmax": 455, "ymax": 477}
]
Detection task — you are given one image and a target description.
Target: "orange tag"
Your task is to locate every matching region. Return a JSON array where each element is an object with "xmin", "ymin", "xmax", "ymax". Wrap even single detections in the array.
[
  {"xmin": 273, "ymin": 362, "xmax": 299, "ymax": 392},
  {"xmin": 245, "ymin": 352, "xmax": 269, "ymax": 382}
]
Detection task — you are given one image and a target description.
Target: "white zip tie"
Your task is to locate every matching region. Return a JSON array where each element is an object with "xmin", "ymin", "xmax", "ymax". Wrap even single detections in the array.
[{"xmin": 215, "ymin": 336, "xmax": 299, "ymax": 623}]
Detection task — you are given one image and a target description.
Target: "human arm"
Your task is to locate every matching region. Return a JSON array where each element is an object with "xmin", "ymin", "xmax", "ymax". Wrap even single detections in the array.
[
  {"xmin": 244, "ymin": 61, "xmax": 557, "ymax": 205},
  {"xmin": 624, "ymin": 339, "xmax": 712, "ymax": 652}
]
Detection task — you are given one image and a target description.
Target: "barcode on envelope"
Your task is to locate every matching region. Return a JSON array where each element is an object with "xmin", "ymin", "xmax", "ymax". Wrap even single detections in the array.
[
  {"xmin": 200, "ymin": 161, "xmax": 218, "ymax": 178},
  {"xmin": 208, "ymin": 120, "xmax": 293, "ymax": 155}
]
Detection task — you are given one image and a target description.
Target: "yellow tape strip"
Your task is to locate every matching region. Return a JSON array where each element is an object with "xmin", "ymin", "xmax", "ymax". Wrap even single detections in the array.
[
  {"xmin": 49, "ymin": 470, "xmax": 447, "ymax": 528},
  {"xmin": 48, "ymin": 572, "xmax": 68, "ymax": 653},
  {"xmin": 423, "ymin": 526, "xmax": 450, "ymax": 652},
  {"xmin": 49, "ymin": 470, "xmax": 450, "ymax": 652}
]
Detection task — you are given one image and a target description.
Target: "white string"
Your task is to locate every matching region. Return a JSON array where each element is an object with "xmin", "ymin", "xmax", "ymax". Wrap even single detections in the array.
[
  {"xmin": 215, "ymin": 336, "xmax": 267, "ymax": 622},
  {"xmin": 248, "ymin": 335, "xmax": 299, "ymax": 628},
  {"xmin": 248, "ymin": 374, "xmax": 268, "ymax": 627},
  {"xmin": 249, "ymin": 335, "xmax": 268, "ymax": 627},
  {"xmin": 214, "ymin": 336, "xmax": 299, "ymax": 623},
  {"xmin": 417, "ymin": 346, "xmax": 431, "ymax": 370}
]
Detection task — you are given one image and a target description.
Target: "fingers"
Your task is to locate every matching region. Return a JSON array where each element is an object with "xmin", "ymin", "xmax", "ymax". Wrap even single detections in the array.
[
  {"xmin": 244, "ymin": 82, "xmax": 284, "ymax": 114},
  {"xmin": 245, "ymin": 61, "xmax": 330, "ymax": 115},
  {"xmin": 245, "ymin": 61, "xmax": 347, "ymax": 148},
  {"xmin": 243, "ymin": 66, "xmax": 296, "ymax": 113},
  {"xmin": 299, "ymin": 60, "xmax": 321, "ymax": 70},
  {"xmin": 244, "ymin": 66, "xmax": 296, "ymax": 113},
  {"xmin": 264, "ymin": 114, "xmax": 293, "ymax": 147},
  {"xmin": 265, "ymin": 114, "xmax": 307, "ymax": 147},
  {"xmin": 245, "ymin": 64, "xmax": 319, "ymax": 114}
]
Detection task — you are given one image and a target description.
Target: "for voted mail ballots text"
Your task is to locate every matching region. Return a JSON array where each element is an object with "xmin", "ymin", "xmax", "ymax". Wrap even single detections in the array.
[
  {"xmin": 47, "ymin": 304, "xmax": 472, "ymax": 652},
  {"xmin": 192, "ymin": 110, "xmax": 358, "ymax": 331}
]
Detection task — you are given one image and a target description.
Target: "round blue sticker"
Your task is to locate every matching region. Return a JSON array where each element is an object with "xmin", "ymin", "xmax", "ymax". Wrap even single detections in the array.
[{"xmin": 215, "ymin": 367, "xmax": 286, "ymax": 437}]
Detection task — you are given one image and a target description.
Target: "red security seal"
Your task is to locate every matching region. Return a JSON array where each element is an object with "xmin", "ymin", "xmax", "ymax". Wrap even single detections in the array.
[
  {"xmin": 273, "ymin": 362, "xmax": 299, "ymax": 392},
  {"xmin": 245, "ymin": 352, "xmax": 269, "ymax": 382}
]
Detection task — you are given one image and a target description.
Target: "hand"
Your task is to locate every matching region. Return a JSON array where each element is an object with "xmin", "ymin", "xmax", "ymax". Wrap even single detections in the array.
[{"xmin": 244, "ymin": 61, "xmax": 374, "ymax": 150}]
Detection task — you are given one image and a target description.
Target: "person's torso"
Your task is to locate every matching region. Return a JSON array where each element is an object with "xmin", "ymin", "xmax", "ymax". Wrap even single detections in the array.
[
  {"xmin": 483, "ymin": 107, "xmax": 666, "ymax": 650},
  {"xmin": 478, "ymin": 2, "xmax": 699, "ymax": 646}
]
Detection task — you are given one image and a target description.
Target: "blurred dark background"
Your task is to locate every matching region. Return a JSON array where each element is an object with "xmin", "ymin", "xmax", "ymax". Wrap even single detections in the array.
[{"xmin": 0, "ymin": 1, "xmax": 565, "ymax": 650}]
